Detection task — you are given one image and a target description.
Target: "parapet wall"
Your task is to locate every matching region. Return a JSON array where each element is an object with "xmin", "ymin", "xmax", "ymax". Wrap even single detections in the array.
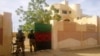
[{"xmin": 0, "ymin": 12, "xmax": 12, "ymax": 56}]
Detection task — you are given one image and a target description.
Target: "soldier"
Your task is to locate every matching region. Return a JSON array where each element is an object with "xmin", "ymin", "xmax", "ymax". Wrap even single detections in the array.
[
  {"xmin": 16, "ymin": 29, "xmax": 25, "ymax": 56},
  {"xmin": 28, "ymin": 30, "xmax": 36, "ymax": 52}
]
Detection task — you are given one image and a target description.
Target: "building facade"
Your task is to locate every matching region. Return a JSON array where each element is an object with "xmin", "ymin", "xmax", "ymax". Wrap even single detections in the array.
[{"xmin": 49, "ymin": 0, "xmax": 82, "ymax": 22}]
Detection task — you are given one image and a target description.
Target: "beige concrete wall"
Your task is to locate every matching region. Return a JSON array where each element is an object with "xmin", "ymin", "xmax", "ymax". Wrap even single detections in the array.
[
  {"xmin": 86, "ymin": 24, "xmax": 97, "ymax": 32},
  {"xmin": 0, "ymin": 12, "xmax": 12, "ymax": 56},
  {"xmin": 58, "ymin": 31, "xmax": 82, "ymax": 42},
  {"xmin": 63, "ymin": 22, "xmax": 76, "ymax": 32},
  {"xmin": 69, "ymin": 4, "xmax": 82, "ymax": 18},
  {"xmin": 50, "ymin": 20, "xmax": 59, "ymax": 50},
  {"xmin": 76, "ymin": 24, "xmax": 86, "ymax": 31},
  {"xmin": 58, "ymin": 38, "xmax": 81, "ymax": 49},
  {"xmin": 74, "ymin": 16, "xmax": 97, "ymax": 32},
  {"xmin": 82, "ymin": 32, "xmax": 97, "ymax": 46},
  {"xmin": 57, "ymin": 21, "xmax": 82, "ymax": 49},
  {"xmin": 50, "ymin": 0, "xmax": 100, "ymax": 50},
  {"xmin": 57, "ymin": 21, "xmax": 64, "ymax": 31},
  {"xmin": 52, "ymin": 18, "xmax": 99, "ymax": 49}
]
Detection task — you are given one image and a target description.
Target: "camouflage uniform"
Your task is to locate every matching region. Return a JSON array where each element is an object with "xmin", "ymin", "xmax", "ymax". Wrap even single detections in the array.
[
  {"xmin": 16, "ymin": 30, "xmax": 25, "ymax": 56},
  {"xmin": 28, "ymin": 30, "xmax": 36, "ymax": 52}
]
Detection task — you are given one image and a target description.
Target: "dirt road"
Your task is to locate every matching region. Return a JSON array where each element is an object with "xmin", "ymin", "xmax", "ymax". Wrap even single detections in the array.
[
  {"xmin": 24, "ymin": 47, "xmax": 100, "ymax": 56},
  {"xmin": 12, "ymin": 37, "xmax": 100, "ymax": 56}
]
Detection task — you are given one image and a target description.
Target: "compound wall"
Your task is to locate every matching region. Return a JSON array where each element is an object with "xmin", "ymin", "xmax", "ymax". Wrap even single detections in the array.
[
  {"xmin": 0, "ymin": 12, "xmax": 12, "ymax": 56},
  {"xmin": 51, "ymin": 16, "xmax": 100, "ymax": 50}
]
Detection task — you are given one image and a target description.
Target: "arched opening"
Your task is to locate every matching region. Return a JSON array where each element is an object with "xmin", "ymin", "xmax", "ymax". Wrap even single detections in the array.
[{"xmin": 64, "ymin": 19, "xmax": 70, "ymax": 22}]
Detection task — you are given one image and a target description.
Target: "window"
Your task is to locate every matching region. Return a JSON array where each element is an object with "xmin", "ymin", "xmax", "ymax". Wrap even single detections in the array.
[
  {"xmin": 62, "ymin": 10, "xmax": 67, "ymax": 14},
  {"xmin": 69, "ymin": 11, "xmax": 71, "ymax": 14}
]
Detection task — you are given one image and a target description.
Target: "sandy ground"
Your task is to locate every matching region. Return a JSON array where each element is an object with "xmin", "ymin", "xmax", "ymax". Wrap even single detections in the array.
[
  {"xmin": 24, "ymin": 47, "xmax": 100, "ymax": 56},
  {"xmin": 12, "ymin": 37, "xmax": 100, "ymax": 56}
]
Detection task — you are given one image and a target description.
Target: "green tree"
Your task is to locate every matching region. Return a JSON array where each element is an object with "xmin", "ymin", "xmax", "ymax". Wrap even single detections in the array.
[
  {"xmin": 50, "ymin": 5, "xmax": 61, "ymax": 21},
  {"xmin": 16, "ymin": 0, "xmax": 61, "ymax": 31}
]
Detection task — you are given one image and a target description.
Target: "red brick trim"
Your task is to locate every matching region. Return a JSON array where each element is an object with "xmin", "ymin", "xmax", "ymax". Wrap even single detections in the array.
[{"xmin": 0, "ymin": 28, "xmax": 3, "ymax": 45}]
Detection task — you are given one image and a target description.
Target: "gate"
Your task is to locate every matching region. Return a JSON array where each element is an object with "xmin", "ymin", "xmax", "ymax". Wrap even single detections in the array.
[{"xmin": 34, "ymin": 23, "xmax": 51, "ymax": 50}]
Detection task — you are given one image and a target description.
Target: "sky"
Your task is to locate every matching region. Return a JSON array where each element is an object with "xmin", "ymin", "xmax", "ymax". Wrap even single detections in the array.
[{"xmin": 0, "ymin": 0, "xmax": 100, "ymax": 32}]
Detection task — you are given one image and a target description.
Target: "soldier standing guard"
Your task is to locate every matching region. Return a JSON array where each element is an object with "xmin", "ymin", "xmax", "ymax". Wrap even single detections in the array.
[
  {"xmin": 16, "ymin": 29, "xmax": 25, "ymax": 56},
  {"xmin": 28, "ymin": 30, "xmax": 36, "ymax": 52}
]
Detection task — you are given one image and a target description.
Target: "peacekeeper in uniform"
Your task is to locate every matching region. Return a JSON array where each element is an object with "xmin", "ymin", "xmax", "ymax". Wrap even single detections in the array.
[
  {"xmin": 16, "ymin": 29, "xmax": 25, "ymax": 56},
  {"xmin": 28, "ymin": 30, "xmax": 36, "ymax": 52}
]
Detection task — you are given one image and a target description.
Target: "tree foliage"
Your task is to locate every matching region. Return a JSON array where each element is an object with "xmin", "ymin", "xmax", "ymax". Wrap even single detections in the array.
[{"xmin": 16, "ymin": 0, "xmax": 61, "ymax": 31}]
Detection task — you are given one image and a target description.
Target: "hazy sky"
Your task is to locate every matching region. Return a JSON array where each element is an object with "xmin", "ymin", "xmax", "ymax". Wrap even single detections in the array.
[{"xmin": 0, "ymin": 0, "xmax": 100, "ymax": 32}]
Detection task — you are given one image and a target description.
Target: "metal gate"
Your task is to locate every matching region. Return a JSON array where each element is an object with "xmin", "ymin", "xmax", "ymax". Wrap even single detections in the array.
[{"xmin": 34, "ymin": 23, "xmax": 51, "ymax": 50}]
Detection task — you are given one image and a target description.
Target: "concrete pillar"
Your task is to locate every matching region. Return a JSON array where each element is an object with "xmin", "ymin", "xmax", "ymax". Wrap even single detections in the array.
[
  {"xmin": 0, "ymin": 14, "xmax": 4, "ymax": 56},
  {"xmin": 0, "ymin": 12, "xmax": 12, "ymax": 56},
  {"xmin": 3, "ymin": 12, "xmax": 12, "ymax": 56},
  {"xmin": 50, "ymin": 20, "xmax": 58, "ymax": 50}
]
